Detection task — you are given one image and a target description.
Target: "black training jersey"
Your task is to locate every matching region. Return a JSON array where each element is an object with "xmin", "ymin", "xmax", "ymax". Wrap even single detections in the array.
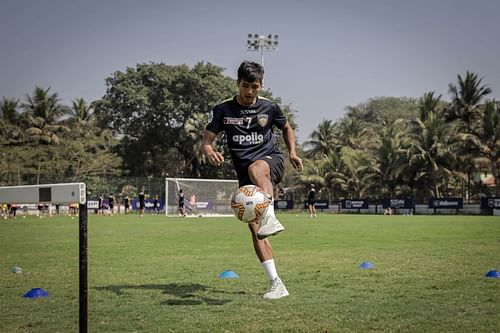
[
  {"xmin": 308, "ymin": 188, "xmax": 316, "ymax": 201},
  {"xmin": 206, "ymin": 96, "xmax": 287, "ymax": 167}
]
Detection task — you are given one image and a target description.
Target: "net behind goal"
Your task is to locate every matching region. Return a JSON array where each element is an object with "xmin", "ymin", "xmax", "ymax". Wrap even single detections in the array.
[{"xmin": 165, "ymin": 178, "xmax": 239, "ymax": 217}]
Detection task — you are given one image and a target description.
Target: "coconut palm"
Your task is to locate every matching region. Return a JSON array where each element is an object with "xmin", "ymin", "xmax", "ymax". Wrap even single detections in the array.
[
  {"xmin": 339, "ymin": 147, "xmax": 375, "ymax": 198},
  {"xmin": 302, "ymin": 119, "xmax": 338, "ymax": 159},
  {"xmin": 408, "ymin": 112, "xmax": 455, "ymax": 198},
  {"xmin": 0, "ymin": 97, "xmax": 24, "ymax": 144},
  {"xmin": 336, "ymin": 117, "xmax": 374, "ymax": 150},
  {"xmin": 21, "ymin": 87, "xmax": 69, "ymax": 145},
  {"xmin": 457, "ymin": 100, "xmax": 500, "ymax": 195},
  {"xmin": 448, "ymin": 71, "xmax": 492, "ymax": 131},
  {"xmin": 372, "ymin": 119, "xmax": 411, "ymax": 198},
  {"xmin": 418, "ymin": 92, "xmax": 442, "ymax": 121},
  {"xmin": 448, "ymin": 72, "xmax": 492, "ymax": 200}
]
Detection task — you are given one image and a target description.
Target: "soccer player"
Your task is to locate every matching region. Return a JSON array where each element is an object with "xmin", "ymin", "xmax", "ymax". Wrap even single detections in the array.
[
  {"xmin": 201, "ymin": 61, "xmax": 303, "ymax": 300},
  {"xmin": 308, "ymin": 184, "xmax": 317, "ymax": 218},
  {"xmin": 178, "ymin": 189, "xmax": 186, "ymax": 217},
  {"xmin": 138, "ymin": 188, "xmax": 145, "ymax": 218}
]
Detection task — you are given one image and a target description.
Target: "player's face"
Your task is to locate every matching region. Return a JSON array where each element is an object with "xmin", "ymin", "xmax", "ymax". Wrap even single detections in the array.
[{"xmin": 237, "ymin": 80, "xmax": 262, "ymax": 106}]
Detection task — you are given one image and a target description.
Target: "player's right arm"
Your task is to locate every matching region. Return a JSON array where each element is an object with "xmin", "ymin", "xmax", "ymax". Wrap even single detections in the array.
[{"xmin": 201, "ymin": 130, "xmax": 225, "ymax": 166}]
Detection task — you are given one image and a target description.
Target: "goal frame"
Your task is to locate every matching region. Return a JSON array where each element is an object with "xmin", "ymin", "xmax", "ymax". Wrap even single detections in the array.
[{"xmin": 165, "ymin": 177, "xmax": 238, "ymax": 217}]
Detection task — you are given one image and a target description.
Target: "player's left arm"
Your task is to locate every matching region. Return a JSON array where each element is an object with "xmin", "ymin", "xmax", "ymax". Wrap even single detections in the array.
[{"xmin": 281, "ymin": 121, "xmax": 303, "ymax": 172}]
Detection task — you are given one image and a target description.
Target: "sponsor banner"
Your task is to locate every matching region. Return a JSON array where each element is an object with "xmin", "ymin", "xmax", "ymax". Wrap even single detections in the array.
[
  {"xmin": 193, "ymin": 201, "xmax": 214, "ymax": 210},
  {"xmin": 303, "ymin": 200, "xmax": 329, "ymax": 209},
  {"xmin": 382, "ymin": 198, "xmax": 413, "ymax": 209},
  {"xmin": 275, "ymin": 200, "xmax": 294, "ymax": 210},
  {"xmin": 340, "ymin": 199, "xmax": 369, "ymax": 209},
  {"xmin": 428, "ymin": 197, "xmax": 463, "ymax": 209},
  {"xmin": 480, "ymin": 197, "xmax": 500, "ymax": 209},
  {"xmin": 87, "ymin": 200, "xmax": 99, "ymax": 209},
  {"xmin": 131, "ymin": 199, "xmax": 165, "ymax": 210}
]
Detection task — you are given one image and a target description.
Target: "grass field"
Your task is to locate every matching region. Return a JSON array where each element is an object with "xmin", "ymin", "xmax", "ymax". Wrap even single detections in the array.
[{"xmin": 1, "ymin": 213, "xmax": 499, "ymax": 332}]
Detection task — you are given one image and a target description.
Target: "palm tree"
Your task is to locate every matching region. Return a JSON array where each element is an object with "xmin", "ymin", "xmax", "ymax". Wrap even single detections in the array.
[
  {"xmin": 418, "ymin": 92, "xmax": 442, "ymax": 121},
  {"xmin": 0, "ymin": 97, "xmax": 24, "ymax": 145},
  {"xmin": 339, "ymin": 147, "xmax": 375, "ymax": 199},
  {"xmin": 448, "ymin": 72, "xmax": 492, "ymax": 201},
  {"xmin": 372, "ymin": 119, "xmax": 411, "ymax": 198},
  {"xmin": 302, "ymin": 119, "xmax": 338, "ymax": 159},
  {"xmin": 21, "ymin": 86, "xmax": 69, "ymax": 145},
  {"xmin": 458, "ymin": 100, "xmax": 500, "ymax": 195},
  {"xmin": 336, "ymin": 117, "xmax": 374, "ymax": 150},
  {"xmin": 448, "ymin": 71, "xmax": 492, "ymax": 131},
  {"xmin": 408, "ymin": 112, "xmax": 455, "ymax": 198},
  {"xmin": 69, "ymin": 98, "xmax": 94, "ymax": 126},
  {"xmin": 184, "ymin": 112, "xmax": 209, "ymax": 170}
]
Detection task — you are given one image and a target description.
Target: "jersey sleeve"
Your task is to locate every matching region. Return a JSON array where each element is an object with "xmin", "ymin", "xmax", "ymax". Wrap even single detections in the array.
[
  {"xmin": 273, "ymin": 104, "xmax": 287, "ymax": 129},
  {"xmin": 206, "ymin": 105, "xmax": 223, "ymax": 134}
]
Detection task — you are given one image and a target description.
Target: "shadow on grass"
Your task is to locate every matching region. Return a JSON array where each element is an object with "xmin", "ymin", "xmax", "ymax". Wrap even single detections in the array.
[{"xmin": 95, "ymin": 283, "xmax": 246, "ymax": 306}]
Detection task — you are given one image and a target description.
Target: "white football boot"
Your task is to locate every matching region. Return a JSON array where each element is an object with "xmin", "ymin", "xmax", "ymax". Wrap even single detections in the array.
[
  {"xmin": 263, "ymin": 277, "xmax": 289, "ymax": 300},
  {"xmin": 257, "ymin": 199, "xmax": 284, "ymax": 239},
  {"xmin": 257, "ymin": 215, "xmax": 284, "ymax": 239}
]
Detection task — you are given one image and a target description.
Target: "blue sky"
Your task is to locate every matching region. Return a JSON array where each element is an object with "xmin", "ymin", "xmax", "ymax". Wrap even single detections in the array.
[{"xmin": 1, "ymin": 0, "xmax": 499, "ymax": 142}]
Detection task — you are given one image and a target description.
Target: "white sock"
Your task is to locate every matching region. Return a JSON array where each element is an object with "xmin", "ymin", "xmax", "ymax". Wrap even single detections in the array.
[{"xmin": 261, "ymin": 259, "xmax": 278, "ymax": 281}]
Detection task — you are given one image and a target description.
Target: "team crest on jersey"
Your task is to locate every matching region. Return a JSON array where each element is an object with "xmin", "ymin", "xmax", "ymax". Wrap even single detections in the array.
[
  {"xmin": 257, "ymin": 114, "xmax": 268, "ymax": 127},
  {"xmin": 224, "ymin": 117, "xmax": 244, "ymax": 125}
]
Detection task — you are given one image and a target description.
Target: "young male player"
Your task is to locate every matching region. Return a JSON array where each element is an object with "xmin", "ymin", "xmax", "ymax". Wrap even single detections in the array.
[
  {"xmin": 308, "ymin": 184, "xmax": 317, "ymax": 218},
  {"xmin": 201, "ymin": 61, "xmax": 303, "ymax": 299}
]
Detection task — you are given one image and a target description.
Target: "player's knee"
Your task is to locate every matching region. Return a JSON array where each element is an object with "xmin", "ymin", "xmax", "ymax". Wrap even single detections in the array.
[{"xmin": 248, "ymin": 161, "xmax": 270, "ymax": 179}]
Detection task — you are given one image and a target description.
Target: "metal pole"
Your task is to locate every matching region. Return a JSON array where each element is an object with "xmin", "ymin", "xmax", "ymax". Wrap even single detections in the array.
[
  {"xmin": 261, "ymin": 47, "xmax": 264, "ymax": 67},
  {"xmin": 79, "ymin": 202, "xmax": 88, "ymax": 333}
]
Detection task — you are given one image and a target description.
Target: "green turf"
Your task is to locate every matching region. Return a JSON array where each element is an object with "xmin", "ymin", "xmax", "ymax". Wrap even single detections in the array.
[{"xmin": 1, "ymin": 213, "xmax": 499, "ymax": 332}]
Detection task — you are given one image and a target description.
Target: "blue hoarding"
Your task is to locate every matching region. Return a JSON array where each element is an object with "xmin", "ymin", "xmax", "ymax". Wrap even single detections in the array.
[
  {"xmin": 428, "ymin": 198, "xmax": 463, "ymax": 209},
  {"xmin": 340, "ymin": 199, "xmax": 369, "ymax": 209}
]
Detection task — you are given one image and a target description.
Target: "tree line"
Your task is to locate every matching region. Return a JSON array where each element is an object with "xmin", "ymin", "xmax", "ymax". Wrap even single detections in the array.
[{"xmin": 1, "ymin": 62, "xmax": 498, "ymax": 202}]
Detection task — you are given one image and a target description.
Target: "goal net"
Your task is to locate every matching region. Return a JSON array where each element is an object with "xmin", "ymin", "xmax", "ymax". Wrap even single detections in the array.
[{"xmin": 165, "ymin": 178, "xmax": 239, "ymax": 217}]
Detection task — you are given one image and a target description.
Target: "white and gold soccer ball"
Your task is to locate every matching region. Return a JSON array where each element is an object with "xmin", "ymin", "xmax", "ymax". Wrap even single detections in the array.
[{"xmin": 231, "ymin": 185, "xmax": 269, "ymax": 223}]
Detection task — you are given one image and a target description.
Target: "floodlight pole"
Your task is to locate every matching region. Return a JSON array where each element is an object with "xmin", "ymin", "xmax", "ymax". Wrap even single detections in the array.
[{"xmin": 246, "ymin": 33, "xmax": 279, "ymax": 67}]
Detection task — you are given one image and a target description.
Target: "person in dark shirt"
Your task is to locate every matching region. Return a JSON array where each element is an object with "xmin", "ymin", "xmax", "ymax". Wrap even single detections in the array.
[
  {"xmin": 108, "ymin": 194, "xmax": 115, "ymax": 216},
  {"xmin": 153, "ymin": 194, "xmax": 160, "ymax": 215},
  {"xmin": 308, "ymin": 184, "xmax": 317, "ymax": 218},
  {"xmin": 124, "ymin": 195, "xmax": 130, "ymax": 215},
  {"xmin": 178, "ymin": 189, "xmax": 186, "ymax": 217},
  {"xmin": 201, "ymin": 61, "xmax": 303, "ymax": 300},
  {"xmin": 138, "ymin": 188, "xmax": 145, "ymax": 218}
]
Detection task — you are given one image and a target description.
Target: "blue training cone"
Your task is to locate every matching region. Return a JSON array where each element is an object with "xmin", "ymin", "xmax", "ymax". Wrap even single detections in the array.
[
  {"xmin": 485, "ymin": 270, "xmax": 500, "ymax": 278},
  {"xmin": 218, "ymin": 270, "xmax": 240, "ymax": 279},
  {"xmin": 359, "ymin": 262, "xmax": 375, "ymax": 269},
  {"xmin": 23, "ymin": 288, "xmax": 49, "ymax": 298}
]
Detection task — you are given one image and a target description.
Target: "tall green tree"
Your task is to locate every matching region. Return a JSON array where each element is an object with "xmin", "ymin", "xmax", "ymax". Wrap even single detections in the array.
[
  {"xmin": 448, "ymin": 71, "xmax": 492, "ymax": 131},
  {"xmin": 303, "ymin": 119, "xmax": 338, "ymax": 159},
  {"xmin": 409, "ymin": 112, "xmax": 455, "ymax": 198},
  {"xmin": 458, "ymin": 100, "xmax": 500, "ymax": 195},
  {"xmin": 94, "ymin": 62, "xmax": 237, "ymax": 177},
  {"xmin": 448, "ymin": 72, "xmax": 492, "ymax": 201},
  {"xmin": 21, "ymin": 86, "xmax": 69, "ymax": 145}
]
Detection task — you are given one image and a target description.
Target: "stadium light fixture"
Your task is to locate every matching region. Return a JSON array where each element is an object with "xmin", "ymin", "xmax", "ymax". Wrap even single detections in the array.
[{"xmin": 246, "ymin": 33, "xmax": 279, "ymax": 67}]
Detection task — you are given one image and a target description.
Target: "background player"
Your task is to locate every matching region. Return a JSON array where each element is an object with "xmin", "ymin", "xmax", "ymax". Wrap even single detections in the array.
[
  {"xmin": 308, "ymin": 184, "xmax": 317, "ymax": 218},
  {"xmin": 201, "ymin": 61, "xmax": 303, "ymax": 299}
]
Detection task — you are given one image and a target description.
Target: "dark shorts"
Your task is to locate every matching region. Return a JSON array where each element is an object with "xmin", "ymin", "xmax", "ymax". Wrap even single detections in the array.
[
  {"xmin": 237, "ymin": 154, "xmax": 285, "ymax": 187},
  {"xmin": 139, "ymin": 202, "xmax": 145, "ymax": 209},
  {"xmin": 308, "ymin": 199, "xmax": 316, "ymax": 205}
]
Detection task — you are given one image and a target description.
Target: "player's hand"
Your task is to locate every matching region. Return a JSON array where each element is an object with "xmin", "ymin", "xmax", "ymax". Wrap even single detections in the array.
[
  {"xmin": 290, "ymin": 155, "xmax": 303, "ymax": 172},
  {"xmin": 208, "ymin": 151, "xmax": 225, "ymax": 167}
]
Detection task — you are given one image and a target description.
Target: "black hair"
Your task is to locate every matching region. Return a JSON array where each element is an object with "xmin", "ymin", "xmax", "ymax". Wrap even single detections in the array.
[{"xmin": 237, "ymin": 61, "xmax": 264, "ymax": 83}]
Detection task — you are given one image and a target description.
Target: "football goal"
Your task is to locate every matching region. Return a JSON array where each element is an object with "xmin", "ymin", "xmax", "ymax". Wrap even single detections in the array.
[{"xmin": 165, "ymin": 178, "xmax": 238, "ymax": 217}]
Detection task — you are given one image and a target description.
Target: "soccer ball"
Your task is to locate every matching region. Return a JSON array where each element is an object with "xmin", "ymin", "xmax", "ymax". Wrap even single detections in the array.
[{"xmin": 231, "ymin": 185, "xmax": 269, "ymax": 223}]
